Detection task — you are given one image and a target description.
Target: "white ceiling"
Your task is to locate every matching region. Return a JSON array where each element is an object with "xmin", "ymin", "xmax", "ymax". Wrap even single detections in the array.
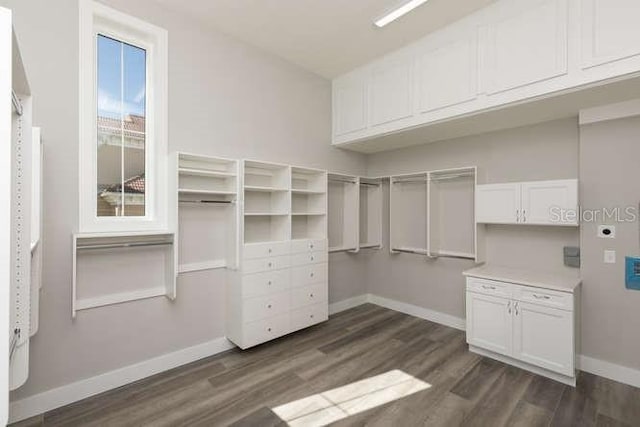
[{"xmin": 153, "ymin": 0, "xmax": 496, "ymax": 78}]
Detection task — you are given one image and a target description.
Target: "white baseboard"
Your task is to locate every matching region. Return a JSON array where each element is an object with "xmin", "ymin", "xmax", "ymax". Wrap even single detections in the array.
[
  {"xmin": 578, "ymin": 355, "xmax": 640, "ymax": 389},
  {"xmin": 329, "ymin": 294, "xmax": 370, "ymax": 315},
  {"xmin": 367, "ymin": 294, "xmax": 466, "ymax": 331},
  {"xmin": 9, "ymin": 337, "xmax": 235, "ymax": 424}
]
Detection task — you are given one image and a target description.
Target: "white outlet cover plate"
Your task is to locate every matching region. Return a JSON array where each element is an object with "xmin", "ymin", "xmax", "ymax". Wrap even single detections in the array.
[
  {"xmin": 604, "ymin": 250, "xmax": 616, "ymax": 264},
  {"xmin": 598, "ymin": 225, "xmax": 616, "ymax": 238}
]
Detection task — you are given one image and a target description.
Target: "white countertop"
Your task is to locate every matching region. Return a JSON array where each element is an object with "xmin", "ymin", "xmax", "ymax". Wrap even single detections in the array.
[{"xmin": 463, "ymin": 264, "xmax": 582, "ymax": 293}]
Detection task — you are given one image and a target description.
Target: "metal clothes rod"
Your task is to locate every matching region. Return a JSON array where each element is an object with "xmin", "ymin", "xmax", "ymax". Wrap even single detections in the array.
[
  {"xmin": 11, "ymin": 90, "xmax": 23, "ymax": 116},
  {"xmin": 9, "ymin": 328, "xmax": 20, "ymax": 360},
  {"xmin": 430, "ymin": 173, "xmax": 474, "ymax": 182},
  {"xmin": 77, "ymin": 241, "xmax": 173, "ymax": 251},
  {"xmin": 392, "ymin": 248, "xmax": 429, "ymax": 255},
  {"xmin": 429, "ymin": 253, "xmax": 475, "ymax": 260},
  {"xmin": 359, "ymin": 182, "xmax": 381, "ymax": 187},
  {"xmin": 392, "ymin": 177, "xmax": 428, "ymax": 184},
  {"xmin": 179, "ymin": 199, "xmax": 234, "ymax": 204}
]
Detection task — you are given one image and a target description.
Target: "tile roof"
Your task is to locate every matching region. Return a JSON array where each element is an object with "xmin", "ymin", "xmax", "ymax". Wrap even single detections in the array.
[
  {"xmin": 102, "ymin": 174, "xmax": 145, "ymax": 195},
  {"xmin": 97, "ymin": 115, "xmax": 146, "ymax": 141}
]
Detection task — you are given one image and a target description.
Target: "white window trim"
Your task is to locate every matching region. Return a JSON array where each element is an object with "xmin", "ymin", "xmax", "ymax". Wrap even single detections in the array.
[{"xmin": 79, "ymin": 0, "xmax": 168, "ymax": 233}]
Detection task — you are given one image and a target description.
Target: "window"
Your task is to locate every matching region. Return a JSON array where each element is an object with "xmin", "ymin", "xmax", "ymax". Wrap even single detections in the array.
[{"xmin": 79, "ymin": 1, "xmax": 168, "ymax": 232}]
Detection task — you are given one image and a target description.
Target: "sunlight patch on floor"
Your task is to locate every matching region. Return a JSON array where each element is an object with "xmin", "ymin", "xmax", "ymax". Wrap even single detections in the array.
[{"xmin": 272, "ymin": 370, "xmax": 431, "ymax": 426}]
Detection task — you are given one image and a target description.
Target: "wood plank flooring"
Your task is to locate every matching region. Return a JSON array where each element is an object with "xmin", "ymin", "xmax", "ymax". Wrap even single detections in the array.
[{"xmin": 12, "ymin": 304, "xmax": 640, "ymax": 426}]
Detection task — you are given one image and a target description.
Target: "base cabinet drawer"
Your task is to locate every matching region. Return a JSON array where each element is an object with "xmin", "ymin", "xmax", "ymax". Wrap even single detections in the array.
[
  {"xmin": 242, "ymin": 270, "xmax": 290, "ymax": 299},
  {"xmin": 243, "ymin": 241, "xmax": 290, "ymax": 260},
  {"xmin": 243, "ymin": 255, "xmax": 291, "ymax": 274},
  {"xmin": 291, "ymin": 251, "xmax": 328, "ymax": 267},
  {"xmin": 244, "ymin": 314, "xmax": 290, "ymax": 347},
  {"xmin": 243, "ymin": 291, "xmax": 290, "ymax": 323},
  {"xmin": 291, "ymin": 282, "xmax": 328, "ymax": 309},
  {"xmin": 291, "ymin": 239, "xmax": 327, "ymax": 254},
  {"xmin": 291, "ymin": 303, "xmax": 327, "ymax": 331},
  {"xmin": 291, "ymin": 263, "xmax": 328, "ymax": 287}
]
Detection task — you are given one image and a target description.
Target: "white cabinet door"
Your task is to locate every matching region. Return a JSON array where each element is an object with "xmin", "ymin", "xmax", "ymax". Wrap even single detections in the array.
[
  {"xmin": 520, "ymin": 179, "xmax": 577, "ymax": 225},
  {"xmin": 483, "ymin": 0, "xmax": 568, "ymax": 94},
  {"xmin": 370, "ymin": 57, "xmax": 413, "ymax": 127},
  {"xmin": 333, "ymin": 74, "xmax": 368, "ymax": 137},
  {"xmin": 475, "ymin": 183, "xmax": 520, "ymax": 224},
  {"xmin": 581, "ymin": 0, "xmax": 640, "ymax": 69},
  {"xmin": 513, "ymin": 301, "xmax": 574, "ymax": 376},
  {"xmin": 466, "ymin": 292, "xmax": 512, "ymax": 356}
]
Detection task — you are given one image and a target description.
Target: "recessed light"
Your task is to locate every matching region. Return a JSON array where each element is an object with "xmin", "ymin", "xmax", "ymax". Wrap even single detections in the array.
[{"xmin": 374, "ymin": 0, "xmax": 430, "ymax": 28}]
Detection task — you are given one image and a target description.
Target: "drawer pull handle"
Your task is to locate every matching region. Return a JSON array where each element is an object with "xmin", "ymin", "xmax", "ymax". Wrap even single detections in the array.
[
  {"xmin": 482, "ymin": 285, "xmax": 496, "ymax": 290},
  {"xmin": 268, "ymin": 249, "xmax": 272, "ymax": 253},
  {"xmin": 310, "ymin": 244, "xmax": 314, "ymax": 249},
  {"xmin": 267, "ymin": 304, "xmax": 272, "ymax": 309},
  {"xmin": 533, "ymin": 294, "xmax": 551, "ymax": 300},
  {"xmin": 310, "ymin": 273, "xmax": 314, "ymax": 278},
  {"xmin": 268, "ymin": 281, "xmax": 272, "ymax": 286},
  {"xmin": 267, "ymin": 327, "xmax": 272, "ymax": 332},
  {"xmin": 310, "ymin": 293, "xmax": 314, "ymax": 298},
  {"xmin": 311, "ymin": 256, "xmax": 314, "ymax": 261},
  {"xmin": 268, "ymin": 262, "xmax": 273, "ymax": 268},
  {"xmin": 310, "ymin": 315, "xmax": 314, "ymax": 319}
]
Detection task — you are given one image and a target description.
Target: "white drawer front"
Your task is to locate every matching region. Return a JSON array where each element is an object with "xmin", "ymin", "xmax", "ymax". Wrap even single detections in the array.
[
  {"xmin": 291, "ymin": 239, "xmax": 327, "ymax": 254},
  {"xmin": 243, "ymin": 255, "xmax": 291, "ymax": 274},
  {"xmin": 466, "ymin": 277, "xmax": 512, "ymax": 299},
  {"xmin": 244, "ymin": 313, "xmax": 290, "ymax": 348},
  {"xmin": 243, "ymin": 241, "xmax": 290, "ymax": 260},
  {"xmin": 514, "ymin": 285, "xmax": 574, "ymax": 311},
  {"xmin": 291, "ymin": 251, "xmax": 328, "ymax": 267},
  {"xmin": 291, "ymin": 302, "xmax": 328, "ymax": 332},
  {"xmin": 242, "ymin": 270, "xmax": 290, "ymax": 299},
  {"xmin": 243, "ymin": 291, "xmax": 290, "ymax": 323},
  {"xmin": 291, "ymin": 282, "xmax": 328, "ymax": 309},
  {"xmin": 291, "ymin": 263, "xmax": 328, "ymax": 288}
]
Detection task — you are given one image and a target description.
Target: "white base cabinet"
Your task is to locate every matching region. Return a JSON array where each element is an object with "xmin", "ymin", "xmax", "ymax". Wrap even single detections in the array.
[
  {"xmin": 227, "ymin": 239, "xmax": 329, "ymax": 349},
  {"xmin": 464, "ymin": 269, "xmax": 580, "ymax": 385}
]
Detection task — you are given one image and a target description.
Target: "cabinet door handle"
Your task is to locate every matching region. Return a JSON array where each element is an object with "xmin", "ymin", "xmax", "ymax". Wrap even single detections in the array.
[
  {"xmin": 482, "ymin": 285, "xmax": 496, "ymax": 290},
  {"xmin": 507, "ymin": 301, "xmax": 512, "ymax": 314},
  {"xmin": 267, "ymin": 281, "xmax": 272, "ymax": 286},
  {"xmin": 522, "ymin": 209, "xmax": 526, "ymax": 223},
  {"xmin": 533, "ymin": 294, "xmax": 550, "ymax": 300},
  {"xmin": 514, "ymin": 302, "xmax": 519, "ymax": 316},
  {"xmin": 268, "ymin": 262, "xmax": 273, "ymax": 268},
  {"xmin": 310, "ymin": 244, "xmax": 314, "ymax": 249}
]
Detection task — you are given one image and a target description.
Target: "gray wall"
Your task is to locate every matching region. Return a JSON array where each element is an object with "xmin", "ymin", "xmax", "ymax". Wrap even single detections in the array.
[
  {"xmin": 579, "ymin": 116, "xmax": 640, "ymax": 371},
  {"xmin": 4, "ymin": 0, "xmax": 367, "ymax": 399},
  {"xmin": 365, "ymin": 118, "xmax": 581, "ymax": 319}
]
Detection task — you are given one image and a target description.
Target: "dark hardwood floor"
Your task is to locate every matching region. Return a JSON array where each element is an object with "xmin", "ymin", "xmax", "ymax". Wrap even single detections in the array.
[{"xmin": 12, "ymin": 304, "xmax": 640, "ymax": 426}]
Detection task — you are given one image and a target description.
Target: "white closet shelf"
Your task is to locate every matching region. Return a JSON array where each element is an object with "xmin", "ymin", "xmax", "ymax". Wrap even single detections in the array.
[
  {"xmin": 74, "ymin": 230, "xmax": 174, "ymax": 239},
  {"xmin": 329, "ymin": 245, "xmax": 358, "ymax": 253},
  {"xmin": 178, "ymin": 188, "xmax": 237, "ymax": 196},
  {"xmin": 178, "ymin": 259, "xmax": 227, "ymax": 274},
  {"xmin": 178, "ymin": 168, "xmax": 236, "ymax": 178},
  {"xmin": 391, "ymin": 246, "xmax": 429, "ymax": 255},
  {"xmin": 244, "ymin": 186, "xmax": 289, "ymax": 193},
  {"xmin": 292, "ymin": 212, "xmax": 326, "ymax": 216},
  {"xmin": 244, "ymin": 212, "xmax": 289, "ymax": 216}
]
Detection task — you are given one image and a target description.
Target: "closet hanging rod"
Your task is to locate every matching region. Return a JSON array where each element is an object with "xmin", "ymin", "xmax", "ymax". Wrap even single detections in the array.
[
  {"xmin": 178, "ymin": 199, "xmax": 235, "ymax": 204},
  {"xmin": 392, "ymin": 177, "xmax": 428, "ymax": 184},
  {"xmin": 392, "ymin": 248, "xmax": 429, "ymax": 255},
  {"xmin": 77, "ymin": 241, "xmax": 173, "ymax": 251},
  {"xmin": 359, "ymin": 182, "xmax": 381, "ymax": 187},
  {"xmin": 11, "ymin": 90, "xmax": 23, "ymax": 116},
  {"xmin": 430, "ymin": 173, "xmax": 474, "ymax": 181},
  {"xmin": 429, "ymin": 253, "xmax": 475, "ymax": 260},
  {"xmin": 9, "ymin": 328, "xmax": 20, "ymax": 360}
]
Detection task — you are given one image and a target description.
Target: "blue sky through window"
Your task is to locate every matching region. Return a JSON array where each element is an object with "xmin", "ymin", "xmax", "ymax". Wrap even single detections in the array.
[{"xmin": 97, "ymin": 34, "xmax": 146, "ymax": 119}]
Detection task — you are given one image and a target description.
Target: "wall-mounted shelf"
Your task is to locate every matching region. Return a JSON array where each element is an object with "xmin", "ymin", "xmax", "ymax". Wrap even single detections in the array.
[
  {"xmin": 172, "ymin": 153, "xmax": 240, "ymax": 277},
  {"xmin": 72, "ymin": 231, "xmax": 176, "ymax": 318}
]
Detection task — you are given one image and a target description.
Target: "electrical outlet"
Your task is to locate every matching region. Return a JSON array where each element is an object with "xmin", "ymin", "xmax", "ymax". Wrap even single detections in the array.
[
  {"xmin": 604, "ymin": 250, "xmax": 616, "ymax": 264},
  {"xmin": 598, "ymin": 225, "xmax": 616, "ymax": 239}
]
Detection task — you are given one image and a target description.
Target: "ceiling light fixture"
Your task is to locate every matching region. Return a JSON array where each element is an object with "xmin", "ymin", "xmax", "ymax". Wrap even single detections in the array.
[{"xmin": 374, "ymin": 0, "xmax": 430, "ymax": 28}]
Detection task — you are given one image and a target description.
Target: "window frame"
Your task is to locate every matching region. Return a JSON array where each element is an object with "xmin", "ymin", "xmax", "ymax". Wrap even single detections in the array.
[{"xmin": 79, "ymin": 0, "xmax": 168, "ymax": 233}]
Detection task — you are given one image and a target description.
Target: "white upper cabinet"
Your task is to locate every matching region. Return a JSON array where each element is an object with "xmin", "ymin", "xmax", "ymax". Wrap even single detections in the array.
[
  {"xmin": 581, "ymin": 0, "xmax": 640, "ymax": 69},
  {"xmin": 333, "ymin": 72, "xmax": 368, "ymax": 137},
  {"xmin": 417, "ymin": 36, "xmax": 478, "ymax": 112},
  {"xmin": 520, "ymin": 179, "xmax": 578, "ymax": 225},
  {"xmin": 332, "ymin": 0, "xmax": 640, "ymax": 149},
  {"xmin": 370, "ymin": 55, "xmax": 413, "ymax": 127},
  {"xmin": 477, "ymin": 179, "xmax": 578, "ymax": 226},
  {"xmin": 482, "ymin": 0, "xmax": 568, "ymax": 94},
  {"xmin": 476, "ymin": 183, "xmax": 521, "ymax": 224}
]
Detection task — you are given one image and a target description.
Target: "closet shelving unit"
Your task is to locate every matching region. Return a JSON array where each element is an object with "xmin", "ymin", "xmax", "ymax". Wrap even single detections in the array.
[
  {"xmin": 291, "ymin": 167, "xmax": 327, "ymax": 241},
  {"xmin": 328, "ymin": 173, "xmax": 359, "ymax": 253},
  {"xmin": 173, "ymin": 153, "xmax": 239, "ymax": 275},
  {"xmin": 242, "ymin": 160, "xmax": 291, "ymax": 243},
  {"xmin": 390, "ymin": 167, "xmax": 483, "ymax": 262},
  {"xmin": 3, "ymin": 12, "xmax": 39, "ymax": 396},
  {"xmin": 359, "ymin": 177, "xmax": 383, "ymax": 250}
]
